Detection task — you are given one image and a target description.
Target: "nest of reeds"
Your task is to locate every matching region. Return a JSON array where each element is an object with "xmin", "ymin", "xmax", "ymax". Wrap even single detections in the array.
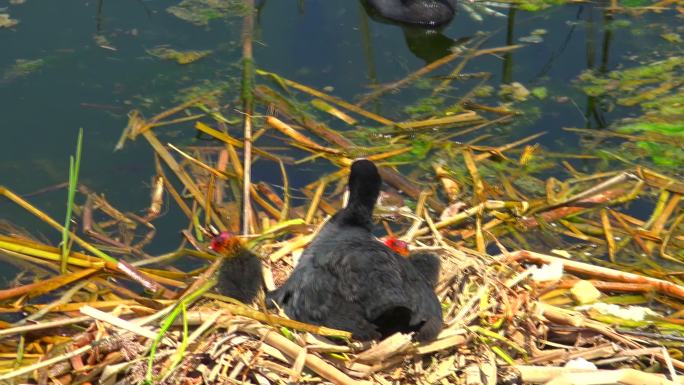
[{"xmin": 1, "ymin": 51, "xmax": 684, "ymax": 384}]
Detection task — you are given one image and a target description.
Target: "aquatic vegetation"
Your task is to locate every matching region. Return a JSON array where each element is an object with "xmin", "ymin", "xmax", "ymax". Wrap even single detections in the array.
[
  {"xmin": 174, "ymin": 79, "xmax": 233, "ymax": 105},
  {"xmin": 499, "ymin": 81, "xmax": 531, "ymax": 101},
  {"xmin": 579, "ymin": 56, "xmax": 684, "ymax": 105},
  {"xmin": 662, "ymin": 32, "xmax": 682, "ymax": 43},
  {"xmin": 577, "ymin": 54, "xmax": 684, "ymax": 171},
  {"xmin": 472, "ymin": 84, "xmax": 494, "ymax": 97},
  {"xmin": 147, "ymin": 46, "xmax": 212, "ymax": 65},
  {"xmin": 615, "ymin": 123, "xmax": 684, "ymax": 169},
  {"xmin": 620, "ymin": 0, "xmax": 651, "ymax": 6},
  {"xmin": 518, "ymin": 28, "xmax": 547, "ymax": 44},
  {"xmin": 403, "ymin": 96, "xmax": 445, "ymax": 116},
  {"xmin": 634, "ymin": 141, "xmax": 684, "ymax": 168},
  {"xmin": 618, "ymin": 122, "xmax": 684, "ymax": 138},
  {"xmin": 167, "ymin": 0, "xmax": 252, "ymax": 25},
  {"xmin": 531, "ymin": 86, "xmax": 548, "ymax": 100},
  {"xmin": 510, "ymin": 0, "xmax": 567, "ymax": 12},
  {"xmin": 2, "ymin": 58, "xmax": 46, "ymax": 83},
  {"xmin": 642, "ymin": 92, "xmax": 684, "ymax": 121},
  {"xmin": 0, "ymin": 13, "xmax": 18, "ymax": 28}
]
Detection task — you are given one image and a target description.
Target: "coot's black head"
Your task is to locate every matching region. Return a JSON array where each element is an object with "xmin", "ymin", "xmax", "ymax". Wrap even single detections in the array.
[{"xmin": 348, "ymin": 159, "xmax": 382, "ymax": 212}]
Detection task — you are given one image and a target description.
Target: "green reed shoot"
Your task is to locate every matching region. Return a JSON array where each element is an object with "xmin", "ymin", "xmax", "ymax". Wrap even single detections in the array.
[{"xmin": 61, "ymin": 128, "xmax": 83, "ymax": 274}]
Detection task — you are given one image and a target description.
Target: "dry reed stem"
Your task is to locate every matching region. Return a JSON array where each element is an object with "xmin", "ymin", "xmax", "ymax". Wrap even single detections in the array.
[
  {"xmin": 194, "ymin": 121, "xmax": 279, "ymax": 161},
  {"xmin": 312, "ymin": 98, "xmax": 358, "ymax": 125},
  {"xmin": 267, "ymin": 116, "xmax": 342, "ymax": 155},
  {"xmin": 0, "ymin": 316, "xmax": 91, "ymax": 337},
  {"xmin": 396, "ymin": 111, "xmax": 483, "ymax": 130},
  {"xmin": 0, "ymin": 267, "xmax": 98, "ymax": 301},
  {"xmin": 0, "ymin": 187, "xmax": 166, "ymax": 293},
  {"xmin": 506, "ymin": 250, "xmax": 684, "ymax": 300},
  {"xmin": 515, "ymin": 365, "xmax": 683, "ymax": 384},
  {"xmin": 80, "ymin": 305, "xmax": 159, "ymax": 340},
  {"xmin": 143, "ymin": 130, "xmax": 226, "ymax": 233},
  {"xmin": 248, "ymin": 326, "xmax": 369, "ymax": 385}
]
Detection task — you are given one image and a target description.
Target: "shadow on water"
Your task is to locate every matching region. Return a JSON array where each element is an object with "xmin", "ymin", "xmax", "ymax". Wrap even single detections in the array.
[
  {"xmin": 359, "ymin": 0, "xmax": 471, "ymax": 65},
  {"xmin": 584, "ymin": 5, "xmax": 614, "ymax": 129}
]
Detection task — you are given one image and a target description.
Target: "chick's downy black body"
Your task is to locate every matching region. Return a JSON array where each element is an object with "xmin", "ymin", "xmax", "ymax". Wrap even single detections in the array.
[
  {"xmin": 214, "ymin": 233, "xmax": 264, "ymax": 304},
  {"xmin": 268, "ymin": 160, "xmax": 443, "ymax": 342}
]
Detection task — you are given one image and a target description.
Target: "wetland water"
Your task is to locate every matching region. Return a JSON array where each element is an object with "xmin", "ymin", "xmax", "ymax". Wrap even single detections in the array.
[{"xmin": 0, "ymin": 1, "xmax": 681, "ymax": 283}]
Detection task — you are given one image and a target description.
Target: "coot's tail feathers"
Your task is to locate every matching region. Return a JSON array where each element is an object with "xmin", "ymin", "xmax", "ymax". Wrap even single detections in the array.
[
  {"xmin": 216, "ymin": 249, "xmax": 264, "ymax": 303},
  {"xmin": 372, "ymin": 306, "xmax": 413, "ymax": 339},
  {"xmin": 408, "ymin": 252, "xmax": 441, "ymax": 288}
]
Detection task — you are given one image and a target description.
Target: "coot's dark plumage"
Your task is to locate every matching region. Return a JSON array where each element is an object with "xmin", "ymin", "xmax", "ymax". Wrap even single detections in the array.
[
  {"xmin": 268, "ymin": 160, "xmax": 443, "ymax": 342},
  {"xmin": 407, "ymin": 251, "xmax": 441, "ymax": 289},
  {"xmin": 364, "ymin": 0, "xmax": 457, "ymax": 27}
]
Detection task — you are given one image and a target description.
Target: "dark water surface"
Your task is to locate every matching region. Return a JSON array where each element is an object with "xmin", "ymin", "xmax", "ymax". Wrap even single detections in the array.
[{"xmin": 0, "ymin": 0, "xmax": 679, "ymax": 281}]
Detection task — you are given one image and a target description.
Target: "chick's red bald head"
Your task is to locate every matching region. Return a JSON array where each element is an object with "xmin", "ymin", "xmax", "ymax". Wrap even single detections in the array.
[
  {"xmin": 210, "ymin": 231, "xmax": 241, "ymax": 254},
  {"xmin": 384, "ymin": 237, "xmax": 409, "ymax": 257}
]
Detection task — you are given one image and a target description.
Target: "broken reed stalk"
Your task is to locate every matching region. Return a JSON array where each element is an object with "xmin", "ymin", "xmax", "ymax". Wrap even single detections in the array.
[{"xmin": 241, "ymin": 0, "xmax": 255, "ymax": 235}]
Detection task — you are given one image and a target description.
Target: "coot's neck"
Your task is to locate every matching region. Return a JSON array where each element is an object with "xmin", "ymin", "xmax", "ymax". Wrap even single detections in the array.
[
  {"xmin": 338, "ymin": 194, "xmax": 376, "ymax": 229},
  {"xmin": 336, "ymin": 160, "xmax": 381, "ymax": 229}
]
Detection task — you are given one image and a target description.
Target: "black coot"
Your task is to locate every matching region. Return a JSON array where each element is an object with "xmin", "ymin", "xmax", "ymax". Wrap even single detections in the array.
[
  {"xmin": 268, "ymin": 160, "xmax": 443, "ymax": 342},
  {"xmin": 363, "ymin": 0, "xmax": 457, "ymax": 28}
]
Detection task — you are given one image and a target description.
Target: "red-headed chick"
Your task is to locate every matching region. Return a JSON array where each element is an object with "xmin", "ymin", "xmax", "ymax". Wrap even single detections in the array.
[
  {"xmin": 210, "ymin": 231, "xmax": 242, "ymax": 254},
  {"xmin": 383, "ymin": 236, "xmax": 410, "ymax": 257},
  {"xmin": 211, "ymin": 231, "xmax": 263, "ymax": 303}
]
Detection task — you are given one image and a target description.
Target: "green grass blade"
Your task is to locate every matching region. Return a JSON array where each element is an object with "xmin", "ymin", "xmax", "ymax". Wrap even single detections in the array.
[
  {"xmin": 60, "ymin": 127, "xmax": 83, "ymax": 273},
  {"xmin": 145, "ymin": 279, "xmax": 215, "ymax": 383}
]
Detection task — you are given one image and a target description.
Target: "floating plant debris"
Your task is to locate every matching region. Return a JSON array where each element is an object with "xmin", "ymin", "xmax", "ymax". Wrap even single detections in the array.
[
  {"xmin": 0, "ymin": 13, "xmax": 18, "ymax": 28},
  {"xmin": 147, "ymin": 46, "xmax": 212, "ymax": 65},
  {"xmin": 167, "ymin": 0, "xmax": 252, "ymax": 26},
  {"xmin": 2, "ymin": 58, "xmax": 45, "ymax": 83}
]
